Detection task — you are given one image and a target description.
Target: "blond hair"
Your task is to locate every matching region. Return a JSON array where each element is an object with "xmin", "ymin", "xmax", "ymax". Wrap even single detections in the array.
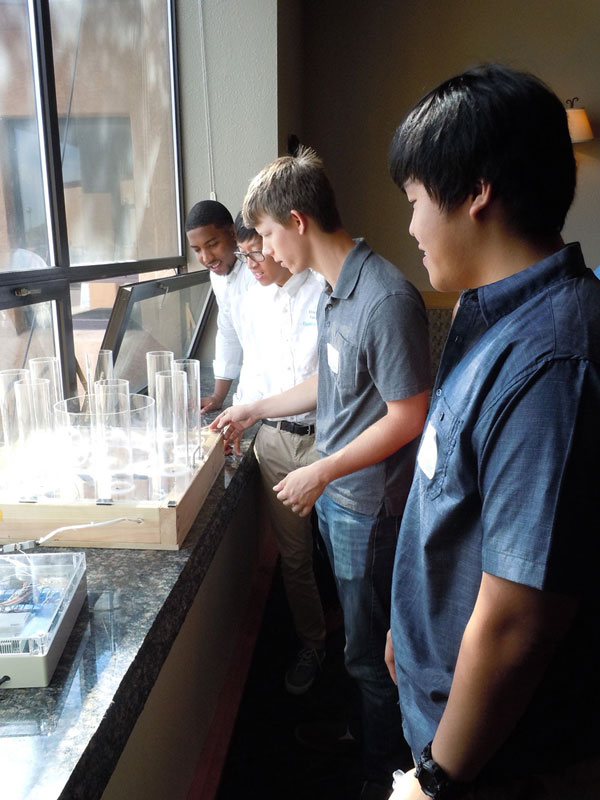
[{"xmin": 242, "ymin": 145, "xmax": 342, "ymax": 233}]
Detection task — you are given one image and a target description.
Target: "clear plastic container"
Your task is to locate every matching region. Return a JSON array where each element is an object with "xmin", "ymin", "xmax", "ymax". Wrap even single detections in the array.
[{"xmin": 0, "ymin": 552, "xmax": 87, "ymax": 687}]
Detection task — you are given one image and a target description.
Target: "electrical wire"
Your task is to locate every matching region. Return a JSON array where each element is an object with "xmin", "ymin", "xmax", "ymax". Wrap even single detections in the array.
[{"xmin": 0, "ymin": 517, "xmax": 144, "ymax": 554}]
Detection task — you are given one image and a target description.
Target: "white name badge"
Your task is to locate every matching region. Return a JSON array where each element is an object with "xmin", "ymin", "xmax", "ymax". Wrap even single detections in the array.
[
  {"xmin": 417, "ymin": 421, "xmax": 438, "ymax": 479},
  {"xmin": 327, "ymin": 343, "xmax": 339, "ymax": 374}
]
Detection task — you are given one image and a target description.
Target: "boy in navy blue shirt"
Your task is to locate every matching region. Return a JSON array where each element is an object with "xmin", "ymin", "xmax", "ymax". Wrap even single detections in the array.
[{"xmin": 387, "ymin": 64, "xmax": 600, "ymax": 800}]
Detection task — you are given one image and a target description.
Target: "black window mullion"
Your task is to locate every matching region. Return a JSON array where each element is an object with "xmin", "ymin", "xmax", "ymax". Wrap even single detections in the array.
[
  {"xmin": 55, "ymin": 289, "xmax": 77, "ymax": 396},
  {"xmin": 29, "ymin": 0, "xmax": 70, "ymax": 271},
  {"xmin": 66, "ymin": 257, "xmax": 184, "ymax": 285}
]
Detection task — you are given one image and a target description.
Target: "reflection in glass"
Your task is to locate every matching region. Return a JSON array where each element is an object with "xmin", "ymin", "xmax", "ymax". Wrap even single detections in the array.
[
  {"xmin": 111, "ymin": 277, "xmax": 212, "ymax": 393},
  {"xmin": 70, "ymin": 271, "xmax": 174, "ymax": 394},
  {"xmin": 0, "ymin": 2, "xmax": 50, "ymax": 270},
  {"xmin": 49, "ymin": 0, "xmax": 180, "ymax": 265},
  {"xmin": 0, "ymin": 302, "xmax": 58, "ymax": 372}
]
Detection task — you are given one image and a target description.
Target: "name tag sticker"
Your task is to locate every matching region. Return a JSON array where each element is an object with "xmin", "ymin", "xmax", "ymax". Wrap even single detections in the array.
[
  {"xmin": 417, "ymin": 421, "xmax": 437, "ymax": 479},
  {"xmin": 327, "ymin": 343, "xmax": 339, "ymax": 374}
]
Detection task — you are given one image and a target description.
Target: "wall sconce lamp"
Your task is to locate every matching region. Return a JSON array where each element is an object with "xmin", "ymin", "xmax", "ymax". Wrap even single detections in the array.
[{"xmin": 566, "ymin": 97, "xmax": 594, "ymax": 143}]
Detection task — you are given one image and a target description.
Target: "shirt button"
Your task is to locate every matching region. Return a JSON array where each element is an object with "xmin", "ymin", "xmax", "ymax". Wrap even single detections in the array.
[
  {"xmin": 439, "ymin": 411, "xmax": 445, "ymax": 421},
  {"xmin": 436, "ymin": 388, "xmax": 442, "ymax": 396}
]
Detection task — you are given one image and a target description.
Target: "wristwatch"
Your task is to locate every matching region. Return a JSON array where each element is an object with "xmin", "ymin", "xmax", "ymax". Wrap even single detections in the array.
[{"xmin": 415, "ymin": 741, "xmax": 469, "ymax": 799}]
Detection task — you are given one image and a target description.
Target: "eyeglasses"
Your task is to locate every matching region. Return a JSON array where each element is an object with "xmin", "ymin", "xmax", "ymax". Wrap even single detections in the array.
[{"xmin": 234, "ymin": 250, "xmax": 265, "ymax": 264}]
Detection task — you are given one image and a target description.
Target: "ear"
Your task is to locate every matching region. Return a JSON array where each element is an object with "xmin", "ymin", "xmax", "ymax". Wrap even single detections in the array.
[
  {"xmin": 469, "ymin": 181, "xmax": 492, "ymax": 220},
  {"xmin": 289, "ymin": 209, "xmax": 309, "ymax": 234}
]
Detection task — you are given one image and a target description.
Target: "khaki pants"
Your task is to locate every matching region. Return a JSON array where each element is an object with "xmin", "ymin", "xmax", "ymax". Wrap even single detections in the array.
[{"xmin": 254, "ymin": 423, "xmax": 326, "ymax": 650}]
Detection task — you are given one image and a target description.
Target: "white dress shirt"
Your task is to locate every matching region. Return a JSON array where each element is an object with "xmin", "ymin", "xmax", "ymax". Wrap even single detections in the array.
[
  {"xmin": 209, "ymin": 258, "xmax": 255, "ymax": 379},
  {"xmin": 234, "ymin": 269, "xmax": 324, "ymax": 425}
]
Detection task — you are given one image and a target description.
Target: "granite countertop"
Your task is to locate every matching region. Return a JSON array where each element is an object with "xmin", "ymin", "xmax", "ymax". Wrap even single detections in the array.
[{"xmin": 0, "ymin": 436, "xmax": 256, "ymax": 800}]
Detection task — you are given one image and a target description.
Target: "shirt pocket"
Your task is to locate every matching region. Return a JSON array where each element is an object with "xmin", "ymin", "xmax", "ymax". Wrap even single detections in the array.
[
  {"xmin": 418, "ymin": 396, "xmax": 462, "ymax": 500},
  {"xmin": 330, "ymin": 327, "xmax": 359, "ymax": 392}
]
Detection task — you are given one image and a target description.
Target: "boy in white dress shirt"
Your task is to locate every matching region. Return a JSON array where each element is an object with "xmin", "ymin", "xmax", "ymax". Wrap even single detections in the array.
[
  {"xmin": 185, "ymin": 200, "xmax": 254, "ymax": 412},
  {"xmin": 232, "ymin": 212, "xmax": 328, "ymax": 694}
]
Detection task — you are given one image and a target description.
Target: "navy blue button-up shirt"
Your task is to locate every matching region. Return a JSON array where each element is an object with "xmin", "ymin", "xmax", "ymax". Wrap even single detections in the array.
[{"xmin": 392, "ymin": 243, "xmax": 600, "ymax": 777}]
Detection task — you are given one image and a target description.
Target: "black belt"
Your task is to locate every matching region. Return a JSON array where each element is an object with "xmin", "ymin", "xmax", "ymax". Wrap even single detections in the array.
[{"xmin": 261, "ymin": 419, "xmax": 315, "ymax": 436}]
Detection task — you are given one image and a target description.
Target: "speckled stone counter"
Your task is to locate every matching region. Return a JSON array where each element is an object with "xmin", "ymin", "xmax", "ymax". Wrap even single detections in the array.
[{"xmin": 0, "ymin": 441, "xmax": 258, "ymax": 800}]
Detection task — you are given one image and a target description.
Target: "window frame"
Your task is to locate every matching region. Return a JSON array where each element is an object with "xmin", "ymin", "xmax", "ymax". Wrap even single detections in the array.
[
  {"xmin": 0, "ymin": 0, "xmax": 186, "ymax": 397},
  {"xmin": 101, "ymin": 270, "xmax": 215, "ymax": 391}
]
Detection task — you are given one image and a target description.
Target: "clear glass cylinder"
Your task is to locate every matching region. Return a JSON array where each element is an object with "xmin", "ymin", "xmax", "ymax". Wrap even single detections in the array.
[
  {"xmin": 146, "ymin": 351, "xmax": 174, "ymax": 400},
  {"xmin": 93, "ymin": 378, "xmax": 130, "ymax": 416},
  {"xmin": 15, "ymin": 378, "xmax": 52, "ymax": 439},
  {"xmin": 129, "ymin": 394, "xmax": 157, "ymax": 501},
  {"xmin": 28, "ymin": 356, "xmax": 64, "ymax": 410},
  {"xmin": 53, "ymin": 395, "xmax": 97, "ymax": 500},
  {"xmin": 14, "ymin": 378, "xmax": 55, "ymax": 499},
  {"xmin": 174, "ymin": 358, "xmax": 202, "ymax": 464},
  {"xmin": 85, "ymin": 349, "xmax": 114, "ymax": 394},
  {"xmin": 94, "ymin": 389, "xmax": 132, "ymax": 503},
  {"xmin": 0, "ymin": 369, "xmax": 30, "ymax": 451},
  {"xmin": 155, "ymin": 369, "xmax": 189, "ymax": 496}
]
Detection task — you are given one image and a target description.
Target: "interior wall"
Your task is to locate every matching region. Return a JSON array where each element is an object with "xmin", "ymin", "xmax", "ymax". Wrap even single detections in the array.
[
  {"xmin": 176, "ymin": 0, "xmax": 279, "ymax": 260},
  {"xmin": 296, "ymin": 0, "xmax": 600, "ymax": 289},
  {"xmin": 277, "ymin": 0, "xmax": 304, "ymax": 156}
]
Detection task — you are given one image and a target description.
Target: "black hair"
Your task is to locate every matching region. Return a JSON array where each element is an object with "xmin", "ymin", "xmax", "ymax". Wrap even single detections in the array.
[
  {"xmin": 389, "ymin": 63, "xmax": 576, "ymax": 242},
  {"xmin": 185, "ymin": 200, "xmax": 234, "ymax": 232},
  {"xmin": 234, "ymin": 210, "xmax": 257, "ymax": 243}
]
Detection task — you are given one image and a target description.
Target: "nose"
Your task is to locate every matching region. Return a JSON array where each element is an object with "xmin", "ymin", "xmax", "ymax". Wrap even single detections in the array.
[
  {"xmin": 408, "ymin": 214, "xmax": 415, "ymax": 239},
  {"xmin": 262, "ymin": 242, "xmax": 274, "ymax": 258},
  {"xmin": 198, "ymin": 248, "xmax": 211, "ymax": 264}
]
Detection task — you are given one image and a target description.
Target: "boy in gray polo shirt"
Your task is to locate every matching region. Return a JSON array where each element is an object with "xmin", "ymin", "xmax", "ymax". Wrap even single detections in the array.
[{"xmin": 212, "ymin": 146, "xmax": 430, "ymax": 798}]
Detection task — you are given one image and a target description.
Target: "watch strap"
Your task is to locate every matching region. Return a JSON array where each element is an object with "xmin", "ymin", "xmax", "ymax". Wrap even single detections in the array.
[{"xmin": 415, "ymin": 741, "xmax": 470, "ymax": 799}]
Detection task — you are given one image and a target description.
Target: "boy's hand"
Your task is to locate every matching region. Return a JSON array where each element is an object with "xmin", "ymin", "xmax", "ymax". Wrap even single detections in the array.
[
  {"xmin": 210, "ymin": 404, "xmax": 260, "ymax": 448},
  {"xmin": 273, "ymin": 462, "xmax": 327, "ymax": 517},
  {"xmin": 201, "ymin": 394, "xmax": 224, "ymax": 413},
  {"xmin": 390, "ymin": 769, "xmax": 427, "ymax": 800}
]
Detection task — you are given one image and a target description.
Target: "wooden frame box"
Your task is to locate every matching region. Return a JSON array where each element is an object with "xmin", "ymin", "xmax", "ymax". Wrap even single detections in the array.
[{"xmin": 0, "ymin": 430, "xmax": 224, "ymax": 551}]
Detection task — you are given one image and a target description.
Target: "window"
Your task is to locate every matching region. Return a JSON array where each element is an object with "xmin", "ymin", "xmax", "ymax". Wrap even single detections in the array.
[{"xmin": 0, "ymin": 0, "xmax": 184, "ymax": 394}]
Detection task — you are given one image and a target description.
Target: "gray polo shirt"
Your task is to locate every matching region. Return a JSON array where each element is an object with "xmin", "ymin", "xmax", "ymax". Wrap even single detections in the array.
[{"xmin": 316, "ymin": 239, "xmax": 430, "ymax": 516}]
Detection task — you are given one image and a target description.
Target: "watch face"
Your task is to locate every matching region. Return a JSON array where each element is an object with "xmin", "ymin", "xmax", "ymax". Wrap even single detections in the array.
[
  {"xmin": 419, "ymin": 769, "xmax": 440, "ymax": 792},
  {"xmin": 416, "ymin": 760, "xmax": 444, "ymax": 797}
]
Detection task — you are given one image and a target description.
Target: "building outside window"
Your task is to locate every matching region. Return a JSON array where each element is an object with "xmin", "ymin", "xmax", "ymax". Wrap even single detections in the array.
[{"xmin": 0, "ymin": 0, "xmax": 184, "ymax": 396}]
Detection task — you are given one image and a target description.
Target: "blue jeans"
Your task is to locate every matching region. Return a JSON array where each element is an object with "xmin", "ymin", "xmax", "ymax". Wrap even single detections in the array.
[{"xmin": 315, "ymin": 493, "xmax": 405, "ymax": 785}]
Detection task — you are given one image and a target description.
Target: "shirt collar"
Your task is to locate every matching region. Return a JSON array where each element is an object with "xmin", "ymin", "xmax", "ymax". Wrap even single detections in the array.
[
  {"xmin": 462, "ymin": 243, "xmax": 587, "ymax": 328},
  {"xmin": 277, "ymin": 269, "xmax": 319, "ymax": 300},
  {"xmin": 330, "ymin": 238, "xmax": 370, "ymax": 299},
  {"xmin": 225, "ymin": 257, "xmax": 244, "ymax": 283}
]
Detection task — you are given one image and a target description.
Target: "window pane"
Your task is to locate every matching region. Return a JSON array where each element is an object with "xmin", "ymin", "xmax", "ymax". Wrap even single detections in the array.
[
  {"xmin": 0, "ymin": 2, "xmax": 51, "ymax": 271},
  {"xmin": 71, "ymin": 270, "xmax": 175, "ymax": 393},
  {"xmin": 115, "ymin": 281, "xmax": 211, "ymax": 393},
  {"xmin": 103, "ymin": 275, "xmax": 212, "ymax": 394},
  {"xmin": 50, "ymin": 0, "xmax": 180, "ymax": 265},
  {"xmin": 0, "ymin": 301, "xmax": 58, "ymax": 371}
]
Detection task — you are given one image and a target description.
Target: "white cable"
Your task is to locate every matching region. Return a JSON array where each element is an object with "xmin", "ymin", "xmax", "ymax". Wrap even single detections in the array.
[
  {"xmin": 37, "ymin": 517, "xmax": 144, "ymax": 544},
  {"xmin": 197, "ymin": 0, "xmax": 216, "ymax": 199},
  {"xmin": 0, "ymin": 518, "xmax": 144, "ymax": 553}
]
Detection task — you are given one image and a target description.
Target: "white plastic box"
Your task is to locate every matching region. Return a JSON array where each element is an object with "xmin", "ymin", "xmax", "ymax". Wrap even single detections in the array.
[{"xmin": 0, "ymin": 552, "xmax": 87, "ymax": 688}]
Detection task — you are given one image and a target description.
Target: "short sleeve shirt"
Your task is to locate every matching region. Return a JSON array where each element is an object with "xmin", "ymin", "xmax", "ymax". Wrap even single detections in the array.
[
  {"xmin": 391, "ymin": 243, "xmax": 600, "ymax": 776},
  {"xmin": 316, "ymin": 239, "xmax": 430, "ymax": 516}
]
